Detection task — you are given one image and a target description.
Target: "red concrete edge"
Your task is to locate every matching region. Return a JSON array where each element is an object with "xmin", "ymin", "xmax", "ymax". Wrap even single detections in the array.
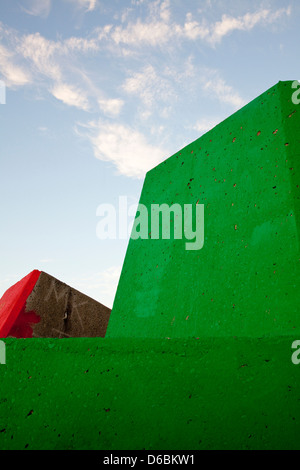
[{"xmin": 0, "ymin": 270, "xmax": 41, "ymax": 338}]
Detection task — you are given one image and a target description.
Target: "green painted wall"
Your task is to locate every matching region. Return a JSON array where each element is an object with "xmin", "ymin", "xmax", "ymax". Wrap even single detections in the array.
[
  {"xmin": 1, "ymin": 337, "xmax": 300, "ymax": 450},
  {"xmin": 1, "ymin": 82, "xmax": 299, "ymax": 451},
  {"xmin": 107, "ymin": 81, "xmax": 300, "ymax": 339}
]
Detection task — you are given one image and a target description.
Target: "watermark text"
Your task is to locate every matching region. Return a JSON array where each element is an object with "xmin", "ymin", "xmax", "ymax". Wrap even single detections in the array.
[
  {"xmin": 292, "ymin": 80, "xmax": 300, "ymax": 105},
  {"xmin": 0, "ymin": 80, "xmax": 6, "ymax": 105},
  {"xmin": 96, "ymin": 197, "xmax": 205, "ymax": 251},
  {"xmin": 0, "ymin": 340, "xmax": 6, "ymax": 365}
]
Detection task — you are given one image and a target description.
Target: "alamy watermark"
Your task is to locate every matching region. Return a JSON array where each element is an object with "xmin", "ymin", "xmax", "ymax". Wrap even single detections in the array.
[
  {"xmin": 291, "ymin": 340, "xmax": 300, "ymax": 365},
  {"xmin": 292, "ymin": 80, "xmax": 300, "ymax": 105},
  {"xmin": 96, "ymin": 196, "xmax": 205, "ymax": 251},
  {"xmin": 0, "ymin": 340, "xmax": 6, "ymax": 365},
  {"xmin": 0, "ymin": 80, "xmax": 6, "ymax": 105}
]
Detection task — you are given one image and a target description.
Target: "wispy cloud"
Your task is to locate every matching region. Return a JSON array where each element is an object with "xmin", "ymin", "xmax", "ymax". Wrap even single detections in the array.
[
  {"xmin": 98, "ymin": 98, "xmax": 124, "ymax": 117},
  {"xmin": 207, "ymin": 7, "xmax": 292, "ymax": 45},
  {"xmin": 159, "ymin": 0, "xmax": 171, "ymax": 22},
  {"xmin": 19, "ymin": 32, "xmax": 62, "ymax": 81},
  {"xmin": 21, "ymin": 0, "xmax": 52, "ymax": 18},
  {"xmin": 66, "ymin": 0, "xmax": 97, "ymax": 12},
  {"xmin": 97, "ymin": 3, "xmax": 291, "ymax": 48},
  {"xmin": 0, "ymin": 24, "xmax": 127, "ymax": 121},
  {"xmin": 0, "ymin": 44, "xmax": 31, "ymax": 87},
  {"xmin": 201, "ymin": 70, "xmax": 246, "ymax": 109},
  {"xmin": 1, "ymin": 3, "xmax": 292, "ymax": 97},
  {"xmin": 12, "ymin": 31, "xmax": 101, "ymax": 109},
  {"xmin": 79, "ymin": 120, "xmax": 168, "ymax": 179},
  {"xmin": 179, "ymin": 12, "xmax": 210, "ymax": 40},
  {"xmin": 122, "ymin": 64, "xmax": 175, "ymax": 110},
  {"xmin": 64, "ymin": 36, "xmax": 99, "ymax": 52},
  {"xmin": 51, "ymin": 83, "xmax": 90, "ymax": 110},
  {"xmin": 111, "ymin": 20, "xmax": 171, "ymax": 47},
  {"xmin": 0, "ymin": 1, "xmax": 292, "ymax": 179}
]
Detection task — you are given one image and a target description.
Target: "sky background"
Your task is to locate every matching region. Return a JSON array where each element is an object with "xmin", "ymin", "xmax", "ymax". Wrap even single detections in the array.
[{"xmin": 0, "ymin": 0, "xmax": 299, "ymax": 307}]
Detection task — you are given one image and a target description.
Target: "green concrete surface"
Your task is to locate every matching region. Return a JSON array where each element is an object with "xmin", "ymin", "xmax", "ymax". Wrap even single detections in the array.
[
  {"xmin": 0, "ymin": 337, "xmax": 300, "ymax": 450},
  {"xmin": 0, "ymin": 81, "xmax": 299, "ymax": 450},
  {"xmin": 107, "ymin": 81, "xmax": 300, "ymax": 339}
]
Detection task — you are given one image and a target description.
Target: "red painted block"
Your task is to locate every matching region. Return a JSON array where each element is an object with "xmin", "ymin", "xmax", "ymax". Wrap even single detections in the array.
[
  {"xmin": 0, "ymin": 270, "xmax": 41, "ymax": 338},
  {"xmin": 0, "ymin": 271, "xmax": 111, "ymax": 338}
]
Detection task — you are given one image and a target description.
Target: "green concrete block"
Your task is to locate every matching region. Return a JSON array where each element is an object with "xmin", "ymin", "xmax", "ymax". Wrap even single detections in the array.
[
  {"xmin": 107, "ymin": 81, "xmax": 300, "ymax": 339},
  {"xmin": 1, "ymin": 81, "xmax": 299, "ymax": 451},
  {"xmin": 0, "ymin": 337, "xmax": 300, "ymax": 450}
]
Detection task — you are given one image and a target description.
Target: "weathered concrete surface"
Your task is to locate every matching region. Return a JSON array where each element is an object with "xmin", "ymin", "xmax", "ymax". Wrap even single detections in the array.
[
  {"xmin": 108, "ymin": 81, "xmax": 300, "ymax": 339},
  {"xmin": 0, "ymin": 271, "xmax": 111, "ymax": 338}
]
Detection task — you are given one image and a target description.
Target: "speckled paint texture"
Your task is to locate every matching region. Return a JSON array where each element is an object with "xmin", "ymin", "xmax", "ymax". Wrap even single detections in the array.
[
  {"xmin": 108, "ymin": 81, "xmax": 300, "ymax": 339},
  {"xmin": 0, "ymin": 81, "xmax": 299, "ymax": 450},
  {"xmin": 0, "ymin": 337, "xmax": 300, "ymax": 450}
]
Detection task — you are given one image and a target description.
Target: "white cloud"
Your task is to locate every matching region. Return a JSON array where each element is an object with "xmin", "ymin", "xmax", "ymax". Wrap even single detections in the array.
[
  {"xmin": 16, "ymin": 32, "xmax": 101, "ymax": 109},
  {"xmin": 51, "ymin": 83, "xmax": 90, "ymax": 110},
  {"xmin": 64, "ymin": 36, "xmax": 99, "ymax": 52},
  {"xmin": 201, "ymin": 71, "xmax": 246, "ymax": 110},
  {"xmin": 0, "ymin": 3, "xmax": 292, "ymax": 101},
  {"xmin": 123, "ymin": 64, "xmax": 174, "ymax": 109},
  {"xmin": 160, "ymin": 0, "xmax": 171, "ymax": 22},
  {"xmin": 1, "ymin": 27, "xmax": 128, "ymax": 116},
  {"xmin": 0, "ymin": 44, "xmax": 31, "ymax": 87},
  {"xmin": 180, "ymin": 13, "xmax": 209, "ymax": 40},
  {"xmin": 208, "ymin": 7, "xmax": 292, "ymax": 45},
  {"xmin": 131, "ymin": 0, "xmax": 146, "ymax": 5},
  {"xmin": 17, "ymin": 31, "xmax": 100, "ymax": 87},
  {"xmin": 96, "ymin": 25, "xmax": 113, "ymax": 41},
  {"xmin": 147, "ymin": 0, "xmax": 171, "ymax": 23},
  {"xmin": 163, "ymin": 55, "xmax": 195, "ymax": 84},
  {"xmin": 98, "ymin": 98, "xmax": 124, "ymax": 117},
  {"xmin": 82, "ymin": 121, "xmax": 167, "ymax": 179},
  {"xmin": 100, "ymin": 4, "xmax": 291, "ymax": 49},
  {"xmin": 20, "ymin": 32, "xmax": 62, "ymax": 81},
  {"xmin": 111, "ymin": 20, "xmax": 172, "ymax": 47},
  {"xmin": 21, "ymin": 0, "xmax": 51, "ymax": 18},
  {"xmin": 66, "ymin": 0, "xmax": 97, "ymax": 12}
]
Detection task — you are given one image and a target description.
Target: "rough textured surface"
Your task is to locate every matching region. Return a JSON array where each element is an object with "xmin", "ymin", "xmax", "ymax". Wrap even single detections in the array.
[
  {"xmin": 0, "ymin": 337, "xmax": 299, "ymax": 450},
  {"xmin": 107, "ymin": 81, "xmax": 300, "ymax": 338},
  {"xmin": 0, "ymin": 271, "xmax": 111, "ymax": 338},
  {"xmin": 26, "ymin": 272, "xmax": 111, "ymax": 338}
]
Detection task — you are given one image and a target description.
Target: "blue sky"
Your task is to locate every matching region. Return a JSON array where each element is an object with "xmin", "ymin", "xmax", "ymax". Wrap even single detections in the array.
[{"xmin": 0, "ymin": 0, "xmax": 299, "ymax": 307}]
